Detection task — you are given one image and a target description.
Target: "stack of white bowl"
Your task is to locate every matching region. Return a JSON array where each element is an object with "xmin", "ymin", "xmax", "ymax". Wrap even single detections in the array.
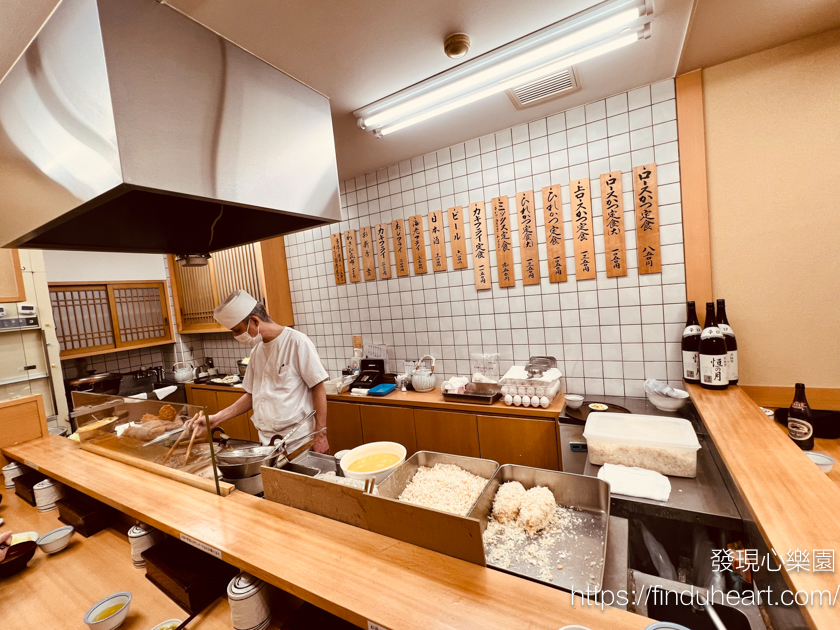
[
  {"xmin": 228, "ymin": 572, "xmax": 272, "ymax": 630},
  {"xmin": 34, "ymin": 478, "xmax": 65, "ymax": 512},
  {"xmin": 128, "ymin": 523, "xmax": 165, "ymax": 568},
  {"xmin": 3, "ymin": 462, "xmax": 26, "ymax": 489}
]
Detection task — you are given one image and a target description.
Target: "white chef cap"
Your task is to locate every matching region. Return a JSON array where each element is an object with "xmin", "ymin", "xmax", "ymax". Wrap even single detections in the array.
[{"xmin": 214, "ymin": 290, "xmax": 257, "ymax": 329}]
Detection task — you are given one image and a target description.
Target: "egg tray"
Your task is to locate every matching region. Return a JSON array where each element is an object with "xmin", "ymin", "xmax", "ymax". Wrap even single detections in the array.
[{"xmin": 442, "ymin": 391, "xmax": 503, "ymax": 405}]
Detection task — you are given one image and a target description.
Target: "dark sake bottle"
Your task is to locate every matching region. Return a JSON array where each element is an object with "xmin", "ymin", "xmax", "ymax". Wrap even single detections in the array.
[
  {"xmin": 699, "ymin": 302, "xmax": 728, "ymax": 390},
  {"xmin": 788, "ymin": 383, "xmax": 814, "ymax": 450},
  {"xmin": 716, "ymin": 299, "xmax": 738, "ymax": 385},
  {"xmin": 681, "ymin": 301, "xmax": 701, "ymax": 384}
]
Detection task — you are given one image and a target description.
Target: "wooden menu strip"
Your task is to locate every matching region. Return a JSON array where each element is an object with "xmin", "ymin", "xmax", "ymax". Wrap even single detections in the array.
[
  {"xmin": 633, "ymin": 163, "xmax": 662, "ymax": 274},
  {"xmin": 447, "ymin": 206, "xmax": 469, "ymax": 270},
  {"xmin": 330, "ymin": 233, "xmax": 346, "ymax": 285},
  {"xmin": 360, "ymin": 225, "xmax": 376, "ymax": 281},
  {"xmin": 491, "ymin": 196, "xmax": 515, "ymax": 288},
  {"xmin": 469, "ymin": 202, "xmax": 491, "ymax": 291},
  {"xmin": 79, "ymin": 441, "xmax": 234, "ymax": 496},
  {"xmin": 343, "ymin": 230, "xmax": 361, "ymax": 283},
  {"xmin": 375, "ymin": 223, "xmax": 392, "ymax": 279},
  {"xmin": 392, "ymin": 219, "xmax": 410, "ymax": 277},
  {"xmin": 600, "ymin": 171, "xmax": 628, "ymax": 278},
  {"xmin": 570, "ymin": 178, "xmax": 596, "ymax": 280},
  {"xmin": 409, "ymin": 214, "xmax": 428, "ymax": 274},
  {"xmin": 542, "ymin": 185, "xmax": 568, "ymax": 283},
  {"xmin": 428, "ymin": 210, "xmax": 447, "ymax": 272},
  {"xmin": 515, "ymin": 191, "xmax": 540, "ymax": 286}
]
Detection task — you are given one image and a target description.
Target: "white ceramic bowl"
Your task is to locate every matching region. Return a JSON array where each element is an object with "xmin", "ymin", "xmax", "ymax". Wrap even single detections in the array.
[
  {"xmin": 37, "ymin": 525, "xmax": 74, "ymax": 554},
  {"xmin": 340, "ymin": 441, "xmax": 407, "ymax": 485},
  {"xmin": 647, "ymin": 388, "xmax": 690, "ymax": 412},
  {"xmin": 564, "ymin": 394, "xmax": 585, "ymax": 409},
  {"xmin": 807, "ymin": 451, "xmax": 835, "ymax": 474},
  {"xmin": 150, "ymin": 620, "xmax": 182, "ymax": 630},
  {"xmin": 84, "ymin": 592, "xmax": 131, "ymax": 630}
]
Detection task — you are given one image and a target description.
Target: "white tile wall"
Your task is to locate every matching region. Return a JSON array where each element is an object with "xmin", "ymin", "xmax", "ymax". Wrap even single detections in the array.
[{"xmin": 292, "ymin": 81, "xmax": 685, "ymax": 398}]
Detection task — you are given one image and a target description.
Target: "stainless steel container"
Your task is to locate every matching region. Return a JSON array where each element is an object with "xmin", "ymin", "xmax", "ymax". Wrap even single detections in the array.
[
  {"xmin": 377, "ymin": 451, "xmax": 499, "ymax": 514},
  {"xmin": 468, "ymin": 464, "xmax": 610, "ymax": 593}
]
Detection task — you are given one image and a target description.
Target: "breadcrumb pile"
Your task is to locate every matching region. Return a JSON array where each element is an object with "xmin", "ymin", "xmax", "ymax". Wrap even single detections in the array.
[{"xmin": 397, "ymin": 463, "xmax": 488, "ymax": 516}]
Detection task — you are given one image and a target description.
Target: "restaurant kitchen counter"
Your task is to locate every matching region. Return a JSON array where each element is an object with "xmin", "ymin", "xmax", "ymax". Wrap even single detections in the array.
[
  {"xmin": 2, "ymin": 436, "xmax": 650, "ymax": 630},
  {"xmin": 688, "ymin": 385, "xmax": 840, "ymax": 630}
]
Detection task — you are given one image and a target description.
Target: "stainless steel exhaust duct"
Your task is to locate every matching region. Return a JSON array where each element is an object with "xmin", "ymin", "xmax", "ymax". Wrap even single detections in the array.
[{"xmin": 0, "ymin": 0, "xmax": 341, "ymax": 254}]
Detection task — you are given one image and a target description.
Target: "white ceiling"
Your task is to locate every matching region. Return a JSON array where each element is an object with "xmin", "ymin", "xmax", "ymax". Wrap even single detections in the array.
[{"xmin": 3, "ymin": 0, "xmax": 840, "ymax": 181}]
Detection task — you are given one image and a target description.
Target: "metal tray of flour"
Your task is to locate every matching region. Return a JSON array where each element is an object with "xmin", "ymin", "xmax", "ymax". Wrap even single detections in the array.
[{"xmin": 468, "ymin": 464, "xmax": 610, "ymax": 593}]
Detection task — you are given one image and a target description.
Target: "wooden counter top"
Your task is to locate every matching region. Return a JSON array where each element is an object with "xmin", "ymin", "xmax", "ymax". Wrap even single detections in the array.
[
  {"xmin": 3, "ymin": 436, "xmax": 647, "ymax": 630},
  {"xmin": 327, "ymin": 388, "xmax": 566, "ymax": 419},
  {"xmin": 688, "ymin": 385, "xmax": 840, "ymax": 629}
]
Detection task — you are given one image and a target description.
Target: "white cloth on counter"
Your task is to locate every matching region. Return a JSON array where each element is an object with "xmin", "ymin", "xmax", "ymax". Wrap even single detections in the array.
[
  {"xmin": 597, "ymin": 463, "xmax": 672, "ymax": 502},
  {"xmin": 644, "ymin": 378, "xmax": 680, "ymax": 398},
  {"xmin": 441, "ymin": 376, "xmax": 470, "ymax": 393},
  {"xmin": 152, "ymin": 385, "xmax": 178, "ymax": 400},
  {"xmin": 128, "ymin": 392, "xmax": 148, "ymax": 400}
]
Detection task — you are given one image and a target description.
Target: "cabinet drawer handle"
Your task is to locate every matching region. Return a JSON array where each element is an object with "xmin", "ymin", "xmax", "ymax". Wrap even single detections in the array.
[{"xmin": 20, "ymin": 365, "xmax": 37, "ymax": 371}]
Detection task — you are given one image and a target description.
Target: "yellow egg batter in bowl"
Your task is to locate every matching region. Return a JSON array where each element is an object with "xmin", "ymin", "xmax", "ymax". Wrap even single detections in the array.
[{"xmin": 340, "ymin": 441, "xmax": 407, "ymax": 485}]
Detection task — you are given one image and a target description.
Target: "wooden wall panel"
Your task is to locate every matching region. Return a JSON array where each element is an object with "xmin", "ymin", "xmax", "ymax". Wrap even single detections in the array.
[
  {"xmin": 515, "ymin": 191, "xmax": 540, "ymax": 285},
  {"xmin": 569, "ymin": 178, "xmax": 596, "ymax": 280},
  {"xmin": 542, "ymin": 185, "xmax": 568, "ymax": 282},
  {"xmin": 447, "ymin": 207, "xmax": 469, "ymax": 270}
]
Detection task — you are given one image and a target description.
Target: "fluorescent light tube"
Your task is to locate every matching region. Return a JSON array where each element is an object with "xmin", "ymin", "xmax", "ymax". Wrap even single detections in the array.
[
  {"xmin": 356, "ymin": 0, "xmax": 651, "ymax": 135},
  {"xmin": 377, "ymin": 31, "xmax": 641, "ymax": 137}
]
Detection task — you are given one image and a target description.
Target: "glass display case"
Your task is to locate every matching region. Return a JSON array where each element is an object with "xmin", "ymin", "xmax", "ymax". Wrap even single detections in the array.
[{"xmin": 71, "ymin": 392, "xmax": 232, "ymax": 495}]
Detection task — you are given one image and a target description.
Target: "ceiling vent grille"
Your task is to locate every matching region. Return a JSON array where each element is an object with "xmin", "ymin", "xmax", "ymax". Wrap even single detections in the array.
[{"xmin": 506, "ymin": 67, "xmax": 580, "ymax": 109}]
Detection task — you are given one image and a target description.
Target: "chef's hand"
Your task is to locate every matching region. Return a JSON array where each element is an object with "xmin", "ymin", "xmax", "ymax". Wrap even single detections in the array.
[
  {"xmin": 0, "ymin": 531, "xmax": 12, "ymax": 562},
  {"xmin": 313, "ymin": 431, "xmax": 329, "ymax": 454},
  {"xmin": 184, "ymin": 412, "xmax": 216, "ymax": 438}
]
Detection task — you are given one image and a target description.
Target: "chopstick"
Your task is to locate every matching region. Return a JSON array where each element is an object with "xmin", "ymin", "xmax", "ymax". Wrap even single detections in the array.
[
  {"xmin": 183, "ymin": 413, "xmax": 203, "ymax": 465},
  {"xmin": 161, "ymin": 412, "xmax": 198, "ymax": 464}
]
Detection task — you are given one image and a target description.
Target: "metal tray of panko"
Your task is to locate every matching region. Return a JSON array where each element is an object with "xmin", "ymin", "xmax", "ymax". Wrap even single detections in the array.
[{"xmin": 468, "ymin": 464, "xmax": 610, "ymax": 593}]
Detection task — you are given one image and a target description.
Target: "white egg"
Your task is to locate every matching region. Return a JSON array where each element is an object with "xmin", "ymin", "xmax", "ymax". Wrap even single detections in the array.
[
  {"xmin": 513, "ymin": 395, "xmax": 522, "ymax": 406},
  {"xmin": 540, "ymin": 396, "xmax": 550, "ymax": 408},
  {"xmin": 504, "ymin": 394, "xmax": 513, "ymax": 405},
  {"xmin": 521, "ymin": 395, "xmax": 531, "ymax": 407},
  {"xmin": 531, "ymin": 396, "xmax": 540, "ymax": 407}
]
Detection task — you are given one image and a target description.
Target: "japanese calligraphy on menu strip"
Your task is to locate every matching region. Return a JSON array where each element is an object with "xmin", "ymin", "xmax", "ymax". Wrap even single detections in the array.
[
  {"xmin": 633, "ymin": 163, "xmax": 662, "ymax": 274},
  {"xmin": 343, "ymin": 230, "xmax": 361, "ymax": 283},
  {"xmin": 491, "ymin": 196, "xmax": 515, "ymax": 288},
  {"xmin": 360, "ymin": 226, "xmax": 376, "ymax": 281},
  {"xmin": 391, "ymin": 219, "xmax": 410, "ymax": 277},
  {"xmin": 515, "ymin": 191, "xmax": 540, "ymax": 286},
  {"xmin": 541, "ymin": 185, "xmax": 567, "ymax": 283},
  {"xmin": 570, "ymin": 178, "xmax": 596, "ymax": 280},
  {"xmin": 469, "ymin": 202, "xmax": 491, "ymax": 290},
  {"xmin": 599, "ymin": 171, "xmax": 627, "ymax": 278},
  {"xmin": 409, "ymin": 215, "xmax": 428, "ymax": 274},
  {"xmin": 375, "ymin": 223, "xmax": 392, "ymax": 279},
  {"xmin": 428, "ymin": 210, "xmax": 447, "ymax": 272},
  {"xmin": 330, "ymin": 234, "xmax": 346, "ymax": 285},
  {"xmin": 447, "ymin": 206, "xmax": 469, "ymax": 269}
]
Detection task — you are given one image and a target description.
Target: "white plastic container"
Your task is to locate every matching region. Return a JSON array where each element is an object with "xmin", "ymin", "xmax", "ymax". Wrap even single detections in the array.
[
  {"xmin": 583, "ymin": 413, "xmax": 701, "ymax": 478},
  {"xmin": 340, "ymin": 441, "xmax": 407, "ymax": 485}
]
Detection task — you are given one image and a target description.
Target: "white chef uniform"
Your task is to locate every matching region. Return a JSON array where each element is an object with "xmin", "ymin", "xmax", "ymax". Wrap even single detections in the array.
[{"xmin": 242, "ymin": 327, "xmax": 329, "ymax": 448}]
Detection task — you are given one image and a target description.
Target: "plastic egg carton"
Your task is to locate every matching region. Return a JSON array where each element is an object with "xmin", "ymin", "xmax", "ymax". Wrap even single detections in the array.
[{"xmin": 500, "ymin": 379, "xmax": 562, "ymax": 408}]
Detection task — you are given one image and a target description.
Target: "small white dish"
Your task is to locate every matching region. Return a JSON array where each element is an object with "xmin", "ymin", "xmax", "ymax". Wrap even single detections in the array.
[
  {"xmin": 84, "ymin": 591, "xmax": 131, "ymax": 630},
  {"xmin": 37, "ymin": 525, "xmax": 74, "ymax": 554},
  {"xmin": 150, "ymin": 620, "xmax": 182, "ymax": 630},
  {"xmin": 564, "ymin": 394, "xmax": 585, "ymax": 409},
  {"xmin": 647, "ymin": 388, "xmax": 690, "ymax": 412},
  {"xmin": 807, "ymin": 451, "xmax": 835, "ymax": 474}
]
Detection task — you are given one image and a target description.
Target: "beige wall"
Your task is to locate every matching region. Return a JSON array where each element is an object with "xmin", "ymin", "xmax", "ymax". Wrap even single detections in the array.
[{"xmin": 702, "ymin": 29, "xmax": 840, "ymax": 388}]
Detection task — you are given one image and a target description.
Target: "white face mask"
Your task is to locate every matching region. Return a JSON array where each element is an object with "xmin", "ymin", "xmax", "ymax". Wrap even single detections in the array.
[{"xmin": 234, "ymin": 319, "xmax": 261, "ymax": 346}]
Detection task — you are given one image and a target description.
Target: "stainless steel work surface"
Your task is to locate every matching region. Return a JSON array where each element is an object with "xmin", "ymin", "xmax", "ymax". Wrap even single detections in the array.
[
  {"xmin": 583, "ymin": 434, "xmax": 741, "ymax": 529},
  {"xmin": 377, "ymin": 451, "xmax": 499, "ymax": 513},
  {"xmin": 292, "ymin": 451, "xmax": 337, "ymax": 475},
  {"xmin": 469, "ymin": 464, "xmax": 610, "ymax": 593}
]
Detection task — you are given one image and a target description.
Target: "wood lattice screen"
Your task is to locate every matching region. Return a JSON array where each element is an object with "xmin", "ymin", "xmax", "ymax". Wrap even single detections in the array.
[
  {"xmin": 169, "ymin": 243, "xmax": 266, "ymax": 333},
  {"xmin": 49, "ymin": 281, "xmax": 172, "ymax": 358}
]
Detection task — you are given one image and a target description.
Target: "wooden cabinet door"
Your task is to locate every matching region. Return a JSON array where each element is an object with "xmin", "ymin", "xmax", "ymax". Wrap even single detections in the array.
[
  {"xmin": 414, "ymin": 410, "xmax": 480, "ymax": 458},
  {"xmin": 326, "ymin": 402, "xmax": 363, "ymax": 455},
  {"xmin": 217, "ymin": 390, "xmax": 254, "ymax": 441},
  {"xmin": 187, "ymin": 388, "xmax": 219, "ymax": 415},
  {"xmin": 477, "ymin": 415, "xmax": 559, "ymax": 470},
  {"xmin": 0, "ymin": 249, "xmax": 25, "ymax": 302},
  {"xmin": 360, "ymin": 405, "xmax": 417, "ymax": 456}
]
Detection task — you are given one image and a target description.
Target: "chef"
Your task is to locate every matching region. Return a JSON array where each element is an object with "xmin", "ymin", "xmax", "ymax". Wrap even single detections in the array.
[{"xmin": 187, "ymin": 290, "xmax": 330, "ymax": 453}]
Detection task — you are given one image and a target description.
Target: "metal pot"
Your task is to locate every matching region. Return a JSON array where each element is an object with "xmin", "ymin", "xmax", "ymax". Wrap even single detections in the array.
[
  {"xmin": 172, "ymin": 362, "xmax": 194, "ymax": 383},
  {"xmin": 410, "ymin": 355, "xmax": 437, "ymax": 392}
]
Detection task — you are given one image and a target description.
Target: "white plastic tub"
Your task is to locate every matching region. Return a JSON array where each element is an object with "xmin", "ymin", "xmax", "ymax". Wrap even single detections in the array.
[
  {"xmin": 339, "ymin": 441, "xmax": 407, "ymax": 485},
  {"xmin": 583, "ymin": 413, "xmax": 701, "ymax": 478}
]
